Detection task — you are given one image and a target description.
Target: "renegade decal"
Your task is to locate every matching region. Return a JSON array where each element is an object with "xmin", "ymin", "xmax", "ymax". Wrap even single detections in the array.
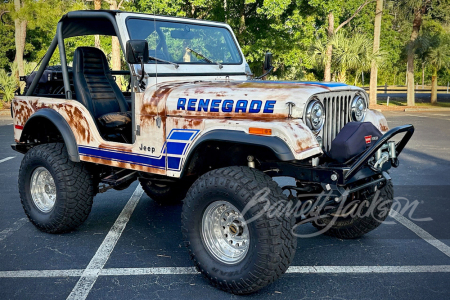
[{"xmin": 177, "ymin": 98, "xmax": 276, "ymax": 113}]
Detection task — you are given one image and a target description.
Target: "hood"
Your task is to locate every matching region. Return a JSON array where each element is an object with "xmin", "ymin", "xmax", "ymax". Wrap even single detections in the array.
[{"xmin": 152, "ymin": 80, "xmax": 364, "ymax": 119}]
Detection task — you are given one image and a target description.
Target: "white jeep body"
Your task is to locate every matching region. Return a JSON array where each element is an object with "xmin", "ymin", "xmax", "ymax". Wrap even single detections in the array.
[
  {"xmin": 11, "ymin": 10, "xmax": 414, "ymax": 295},
  {"xmin": 12, "ymin": 11, "xmax": 388, "ymax": 178}
]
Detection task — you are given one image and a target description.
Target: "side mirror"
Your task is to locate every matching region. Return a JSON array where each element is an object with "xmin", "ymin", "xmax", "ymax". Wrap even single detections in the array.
[
  {"xmin": 126, "ymin": 40, "xmax": 149, "ymax": 64},
  {"xmin": 263, "ymin": 52, "xmax": 273, "ymax": 71}
]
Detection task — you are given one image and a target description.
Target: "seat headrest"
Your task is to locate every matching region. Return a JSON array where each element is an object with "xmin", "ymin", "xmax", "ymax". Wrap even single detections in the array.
[{"xmin": 73, "ymin": 47, "xmax": 110, "ymax": 75}]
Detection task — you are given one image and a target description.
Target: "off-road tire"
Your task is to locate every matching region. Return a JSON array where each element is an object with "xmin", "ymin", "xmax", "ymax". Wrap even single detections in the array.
[
  {"xmin": 313, "ymin": 181, "xmax": 394, "ymax": 239},
  {"xmin": 182, "ymin": 166, "xmax": 297, "ymax": 294},
  {"xmin": 139, "ymin": 178, "xmax": 191, "ymax": 205},
  {"xmin": 18, "ymin": 143, "xmax": 94, "ymax": 233}
]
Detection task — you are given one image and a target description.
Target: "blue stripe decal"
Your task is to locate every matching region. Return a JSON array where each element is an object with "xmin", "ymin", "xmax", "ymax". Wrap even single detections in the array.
[
  {"xmin": 79, "ymin": 146, "xmax": 165, "ymax": 168},
  {"xmin": 167, "ymin": 157, "xmax": 181, "ymax": 170},
  {"xmin": 79, "ymin": 129, "xmax": 200, "ymax": 172},
  {"xmin": 259, "ymin": 80, "xmax": 348, "ymax": 88},
  {"xmin": 298, "ymin": 81, "xmax": 348, "ymax": 87},
  {"xmin": 167, "ymin": 129, "xmax": 200, "ymax": 141},
  {"xmin": 166, "ymin": 142, "xmax": 187, "ymax": 155},
  {"xmin": 169, "ymin": 131, "xmax": 194, "ymax": 141}
]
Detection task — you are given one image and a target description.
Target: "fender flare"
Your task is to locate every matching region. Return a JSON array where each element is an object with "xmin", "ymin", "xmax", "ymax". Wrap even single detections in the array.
[
  {"xmin": 181, "ymin": 129, "xmax": 295, "ymax": 176},
  {"xmin": 22, "ymin": 109, "xmax": 80, "ymax": 162}
]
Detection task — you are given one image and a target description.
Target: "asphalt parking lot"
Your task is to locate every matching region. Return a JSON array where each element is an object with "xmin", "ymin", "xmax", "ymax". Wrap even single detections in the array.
[{"xmin": 1, "ymin": 111, "xmax": 450, "ymax": 299}]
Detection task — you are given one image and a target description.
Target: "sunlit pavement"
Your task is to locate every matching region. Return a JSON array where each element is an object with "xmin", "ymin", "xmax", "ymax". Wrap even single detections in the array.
[{"xmin": 0, "ymin": 111, "xmax": 449, "ymax": 299}]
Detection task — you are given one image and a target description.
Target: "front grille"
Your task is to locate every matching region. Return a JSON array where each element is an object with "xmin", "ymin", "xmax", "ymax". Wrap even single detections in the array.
[{"xmin": 321, "ymin": 94, "xmax": 354, "ymax": 152}]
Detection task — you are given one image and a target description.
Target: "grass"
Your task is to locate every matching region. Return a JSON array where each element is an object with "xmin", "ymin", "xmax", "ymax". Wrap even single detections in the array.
[
  {"xmin": 377, "ymin": 98, "xmax": 450, "ymax": 108},
  {"xmin": 416, "ymin": 102, "xmax": 450, "ymax": 107}
]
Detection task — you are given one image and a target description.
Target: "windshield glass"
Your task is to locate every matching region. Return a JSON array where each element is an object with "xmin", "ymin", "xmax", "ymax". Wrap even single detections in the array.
[{"xmin": 126, "ymin": 18, "xmax": 242, "ymax": 65}]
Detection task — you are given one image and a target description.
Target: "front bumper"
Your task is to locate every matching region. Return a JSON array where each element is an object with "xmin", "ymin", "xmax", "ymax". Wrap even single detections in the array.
[{"xmin": 263, "ymin": 124, "xmax": 414, "ymax": 195}]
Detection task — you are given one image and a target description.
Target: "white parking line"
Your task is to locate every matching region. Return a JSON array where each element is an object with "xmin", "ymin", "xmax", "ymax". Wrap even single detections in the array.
[
  {"xmin": 2, "ymin": 265, "xmax": 450, "ymax": 278},
  {"xmin": 101, "ymin": 267, "xmax": 198, "ymax": 276},
  {"xmin": 0, "ymin": 218, "xmax": 28, "ymax": 242},
  {"xmin": 286, "ymin": 265, "xmax": 450, "ymax": 273},
  {"xmin": 0, "ymin": 157, "xmax": 15, "ymax": 164},
  {"xmin": 0, "ymin": 269, "xmax": 83, "ymax": 278},
  {"xmin": 66, "ymin": 185, "xmax": 144, "ymax": 300},
  {"xmin": 392, "ymin": 211, "xmax": 450, "ymax": 258}
]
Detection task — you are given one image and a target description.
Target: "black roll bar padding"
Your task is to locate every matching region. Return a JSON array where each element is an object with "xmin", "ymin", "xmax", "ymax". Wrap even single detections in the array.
[
  {"xmin": 63, "ymin": 11, "xmax": 125, "ymax": 51},
  {"xmin": 25, "ymin": 35, "xmax": 59, "ymax": 96},
  {"xmin": 344, "ymin": 124, "xmax": 415, "ymax": 180},
  {"xmin": 57, "ymin": 22, "xmax": 72, "ymax": 100}
]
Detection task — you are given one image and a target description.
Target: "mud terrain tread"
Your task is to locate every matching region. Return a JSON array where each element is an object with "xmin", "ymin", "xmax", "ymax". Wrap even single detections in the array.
[
  {"xmin": 19, "ymin": 143, "xmax": 94, "ymax": 233},
  {"xmin": 313, "ymin": 181, "xmax": 394, "ymax": 239},
  {"xmin": 182, "ymin": 166, "xmax": 296, "ymax": 294}
]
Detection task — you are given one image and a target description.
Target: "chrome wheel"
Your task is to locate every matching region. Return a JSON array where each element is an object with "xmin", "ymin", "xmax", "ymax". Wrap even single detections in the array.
[
  {"xmin": 201, "ymin": 201, "xmax": 250, "ymax": 264},
  {"xmin": 30, "ymin": 167, "xmax": 56, "ymax": 213}
]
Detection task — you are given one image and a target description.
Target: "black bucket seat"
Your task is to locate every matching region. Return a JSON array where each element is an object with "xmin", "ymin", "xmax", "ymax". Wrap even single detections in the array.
[{"xmin": 72, "ymin": 47, "xmax": 131, "ymax": 134}]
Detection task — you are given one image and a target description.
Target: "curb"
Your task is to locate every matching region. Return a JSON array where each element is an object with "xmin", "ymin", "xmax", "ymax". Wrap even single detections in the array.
[
  {"xmin": 404, "ymin": 107, "xmax": 450, "ymax": 112},
  {"xmin": 371, "ymin": 106, "xmax": 450, "ymax": 112},
  {"xmin": 0, "ymin": 110, "xmax": 12, "ymax": 117}
]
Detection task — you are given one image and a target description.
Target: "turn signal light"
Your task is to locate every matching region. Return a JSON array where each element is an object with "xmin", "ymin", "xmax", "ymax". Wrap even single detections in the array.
[{"xmin": 249, "ymin": 127, "xmax": 272, "ymax": 135}]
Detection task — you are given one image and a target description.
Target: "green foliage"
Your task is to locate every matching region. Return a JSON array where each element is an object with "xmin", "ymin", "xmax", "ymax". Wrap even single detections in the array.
[
  {"xmin": 0, "ymin": 0, "xmax": 450, "ymax": 91},
  {"xmin": 0, "ymin": 64, "xmax": 19, "ymax": 106}
]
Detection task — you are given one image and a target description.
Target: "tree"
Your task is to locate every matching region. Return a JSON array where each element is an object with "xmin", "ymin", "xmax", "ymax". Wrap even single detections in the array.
[
  {"xmin": 309, "ymin": 31, "xmax": 380, "ymax": 83},
  {"xmin": 427, "ymin": 38, "xmax": 450, "ymax": 103},
  {"xmin": 397, "ymin": 0, "xmax": 432, "ymax": 106},
  {"xmin": 106, "ymin": 0, "xmax": 124, "ymax": 86},
  {"xmin": 13, "ymin": 0, "xmax": 27, "ymax": 90},
  {"xmin": 309, "ymin": 0, "xmax": 376, "ymax": 81},
  {"xmin": 369, "ymin": 0, "xmax": 383, "ymax": 106}
]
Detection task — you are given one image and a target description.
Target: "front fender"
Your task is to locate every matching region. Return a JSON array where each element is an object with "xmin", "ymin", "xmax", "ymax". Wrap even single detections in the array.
[
  {"xmin": 175, "ymin": 117, "xmax": 322, "ymax": 168},
  {"xmin": 365, "ymin": 109, "xmax": 389, "ymax": 133}
]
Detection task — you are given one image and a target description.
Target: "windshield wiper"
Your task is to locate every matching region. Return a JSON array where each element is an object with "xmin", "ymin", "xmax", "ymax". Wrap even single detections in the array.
[
  {"xmin": 148, "ymin": 55, "xmax": 179, "ymax": 69},
  {"xmin": 186, "ymin": 47, "xmax": 223, "ymax": 69}
]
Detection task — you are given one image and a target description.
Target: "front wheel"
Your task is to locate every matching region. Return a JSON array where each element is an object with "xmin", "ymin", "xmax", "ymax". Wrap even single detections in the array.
[
  {"xmin": 18, "ymin": 143, "xmax": 94, "ymax": 233},
  {"xmin": 182, "ymin": 166, "xmax": 297, "ymax": 294}
]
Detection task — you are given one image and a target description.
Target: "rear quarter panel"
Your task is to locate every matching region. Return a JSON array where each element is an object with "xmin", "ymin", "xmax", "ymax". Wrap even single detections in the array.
[{"xmin": 12, "ymin": 96, "xmax": 167, "ymax": 174}]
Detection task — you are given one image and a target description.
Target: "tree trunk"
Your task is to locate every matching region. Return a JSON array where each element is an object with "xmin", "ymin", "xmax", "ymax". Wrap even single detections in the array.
[
  {"xmin": 224, "ymin": 0, "xmax": 227, "ymax": 21},
  {"xmin": 324, "ymin": 12, "xmax": 334, "ymax": 82},
  {"xmin": 431, "ymin": 69, "xmax": 437, "ymax": 104},
  {"xmin": 238, "ymin": 1, "xmax": 245, "ymax": 35},
  {"xmin": 14, "ymin": 0, "xmax": 27, "ymax": 91},
  {"xmin": 406, "ymin": 9, "xmax": 423, "ymax": 106},
  {"xmin": 369, "ymin": 0, "xmax": 383, "ymax": 106},
  {"xmin": 94, "ymin": 0, "xmax": 101, "ymax": 49},
  {"xmin": 110, "ymin": 1, "xmax": 122, "ymax": 87},
  {"xmin": 422, "ymin": 62, "xmax": 425, "ymax": 88}
]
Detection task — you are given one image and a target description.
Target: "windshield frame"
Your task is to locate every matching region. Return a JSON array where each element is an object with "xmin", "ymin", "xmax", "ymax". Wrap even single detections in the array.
[{"xmin": 125, "ymin": 16, "xmax": 244, "ymax": 66}]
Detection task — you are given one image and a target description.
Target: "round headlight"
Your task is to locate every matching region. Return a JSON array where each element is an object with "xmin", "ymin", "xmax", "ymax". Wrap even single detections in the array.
[
  {"xmin": 350, "ymin": 95, "xmax": 367, "ymax": 122},
  {"xmin": 305, "ymin": 99, "xmax": 325, "ymax": 132}
]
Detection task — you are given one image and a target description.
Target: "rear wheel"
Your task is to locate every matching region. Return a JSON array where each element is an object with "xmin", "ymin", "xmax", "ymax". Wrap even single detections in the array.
[
  {"xmin": 182, "ymin": 166, "xmax": 297, "ymax": 294},
  {"xmin": 313, "ymin": 181, "xmax": 394, "ymax": 239},
  {"xmin": 18, "ymin": 143, "xmax": 94, "ymax": 233}
]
